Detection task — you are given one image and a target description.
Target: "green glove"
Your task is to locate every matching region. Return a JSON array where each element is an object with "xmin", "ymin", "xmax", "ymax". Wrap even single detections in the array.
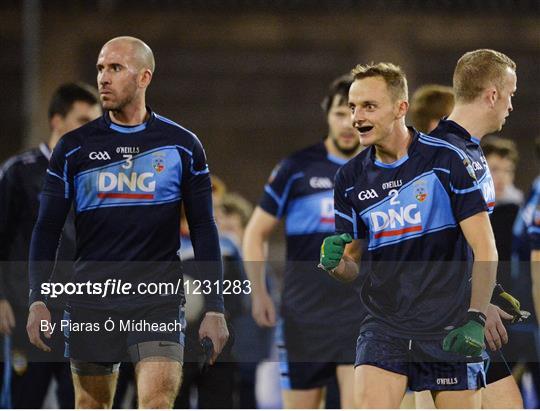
[
  {"xmin": 493, "ymin": 284, "xmax": 531, "ymax": 323},
  {"xmin": 442, "ymin": 311, "xmax": 486, "ymax": 357},
  {"xmin": 319, "ymin": 233, "xmax": 352, "ymax": 271}
]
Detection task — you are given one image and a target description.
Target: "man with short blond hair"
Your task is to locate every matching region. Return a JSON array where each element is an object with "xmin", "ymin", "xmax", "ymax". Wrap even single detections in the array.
[
  {"xmin": 319, "ymin": 62, "xmax": 497, "ymax": 408},
  {"xmin": 453, "ymin": 49, "xmax": 517, "ymax": 104},
  {"xmin": 427, "ymin": 49, "xmax": 523, "ymax": 408}
]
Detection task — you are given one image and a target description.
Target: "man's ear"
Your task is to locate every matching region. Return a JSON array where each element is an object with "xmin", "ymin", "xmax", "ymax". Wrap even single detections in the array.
[
  {"xmin": 395, "ymin": 99, "xmax": 409, "ymax": 119},
  {"xmin": 49, "ymin": 114, "xmax": 62, "ymax": 132},
  {"xmin": 139, "ymin": 69, "xmax": 153, "ymax": 89},
  {"xmin": 484, "ymin": 86, "xmax": 498, "ymax": 108}
]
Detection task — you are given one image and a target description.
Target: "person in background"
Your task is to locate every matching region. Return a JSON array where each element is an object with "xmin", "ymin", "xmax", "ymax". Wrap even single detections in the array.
[
  {"xmin": 243, "ymin": 74, "xmax": 362, "ymax": 408},
  {"xmin": 215, "ymin": 192, "xmax": 278, "ymax": 408},
  {"xmin": 175, "ymin": 180, "xmax": 245, "ymax": 408},
  {"xmin": 409, "ymin": 84, "xmax": 454, "ymax": 133},
  {"xmin": 0, "ymin": 82, "xmax": 101, "ymax": 408},
  {"xmin": 510, "ymin": 137, "xmax": 540, "ymax": 408}
]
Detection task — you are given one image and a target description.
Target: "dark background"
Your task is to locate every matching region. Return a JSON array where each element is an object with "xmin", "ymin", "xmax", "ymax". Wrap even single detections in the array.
[{"xmin": 1, "ymin": 0, "xmax": 539, "ymax": 206}]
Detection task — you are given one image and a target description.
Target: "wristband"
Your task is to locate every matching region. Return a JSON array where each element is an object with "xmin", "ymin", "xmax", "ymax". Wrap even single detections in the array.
[{"xmin": 467, "ymin": 310, "xmax": 486, "ymax": 326}]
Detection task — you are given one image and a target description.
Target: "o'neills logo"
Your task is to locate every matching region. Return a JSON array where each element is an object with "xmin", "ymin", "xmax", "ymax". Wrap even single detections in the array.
[{"xmin": 436, "ymin": 377, "xmax": 458, "ymax": 385}]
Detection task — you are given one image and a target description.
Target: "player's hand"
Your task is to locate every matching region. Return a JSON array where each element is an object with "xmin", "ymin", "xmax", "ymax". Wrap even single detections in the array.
[
  {"xmin": 319, "ymin": 233, "xmax": 352, "ymax": 271},
  {"xmin": 0, "ymin": 299, "xmax": 15, "ymax": 335},
  {"xmin": 443, "ymin": 311, "xmax": 486, "ymax": 357},
  {"xmin": 26, "ymin": 302, "xmax": 52, "ymax": 352},
  {"xmin": 251, "ymin": 290, "xmax": 276, "ymax": 327},
  {"xmin": 485, "ymin": 303, "xmax": 512, "ymax": 351},
  {"xmin": 493, "ymin": 284, "xmax": 531, "ymax": 323},
  {"xmin": 199, "ymin": 312, "xmax": 229, "ymax": 365}
]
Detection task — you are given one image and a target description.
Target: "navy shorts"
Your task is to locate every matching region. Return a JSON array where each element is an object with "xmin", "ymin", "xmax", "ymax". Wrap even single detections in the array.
[
  {"xmin": 64, "ymin": 303, "xmax": 186, "ymax": 364},
  {"xmin": 355, "ymin": 329, "xmax": 486, "ymax": 391},
  {"xmin": 276, "ymin": 318, "xmax": 358, "ymax": 390},
  {"xmin": 483, "ymin": 349, "xmax": 513, "ymax": 384}
]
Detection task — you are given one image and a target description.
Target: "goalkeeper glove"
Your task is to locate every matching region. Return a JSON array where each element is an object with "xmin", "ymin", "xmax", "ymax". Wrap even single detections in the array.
[
  {"xmin": 443, "ymin": 311, "xmax": 486, "ymax": 357},
  {"xmin": 318, "ymin": 233, "xmax": 352, "ymax": 272},
  {"xmin": 493, "ymin": 284, "xmax": 531, "ymax": 323}
]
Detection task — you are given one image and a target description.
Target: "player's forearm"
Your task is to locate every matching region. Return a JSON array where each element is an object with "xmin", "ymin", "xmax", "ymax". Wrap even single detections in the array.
[
  {"xmin": 331, "ymin": 255, "xmax": 360, "ymax": 283},
  {"xmin": 184, "ymin": 173, "xmax": 225, "ymax": 313},
  {"xmin": 531, "ymin": 250, "xmax": 540, "ymax": 325},
  {"xmin": 191, "ymin": 220, "xmax": 224, "ymax": 313},
  {"xmin": 28, "ymin": 195, "xmax": 71, "ymax": 306},
  {"xmin": 469, "ymin": 246, "xmax": 498, "ymax": 314},
  {"xmin": 242, "ymin": 229, "xmax": 269, "ymax": 295}
]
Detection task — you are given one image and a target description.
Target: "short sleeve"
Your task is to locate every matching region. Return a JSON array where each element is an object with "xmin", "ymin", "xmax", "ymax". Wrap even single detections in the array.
[
  {"xmin": 334, "ymin": 167, "xmax": 366, "ymax": 239},
  {"xmin": 447, "ymin": 153, "xmax": 487, "ymax": 222},
  {"xmin": 259, "ymin": 159, "xmax": 302, "ymax": 219}
]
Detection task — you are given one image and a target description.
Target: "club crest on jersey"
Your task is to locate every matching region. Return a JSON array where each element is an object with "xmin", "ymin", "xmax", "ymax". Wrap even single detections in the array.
[
  {"xmin": 414, "ymin": 180, "xmax": 428, "ymax": 202},
  {"xmin": 463, "ymin": 157, "xmax": 477, "ymax": 181},
  {"xmin": 152, "ymin": 155, "xmax": 165, "ymax": 173}
]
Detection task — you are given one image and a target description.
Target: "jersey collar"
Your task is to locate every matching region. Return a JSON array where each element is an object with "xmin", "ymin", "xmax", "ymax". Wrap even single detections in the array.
[
  {"xmin": 436, "ymin": 118, "xmax": 480, "ymax": 145},
  {"xmin": 104, "ymin": 106, "xmax": 155, "ymax": 133},
  {"xmin": 370, "ymin": 126, "xmax": 418, "ymax": 169}
]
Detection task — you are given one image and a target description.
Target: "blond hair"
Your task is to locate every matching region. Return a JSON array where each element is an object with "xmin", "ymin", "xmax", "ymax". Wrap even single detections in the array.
[
  {"xmin": 453, "ymin": 49, "xmax": 516, "ymax": 103},
  {"xmin": 351, "ymin": 62, "xmax": 408, "ymax": 101}
]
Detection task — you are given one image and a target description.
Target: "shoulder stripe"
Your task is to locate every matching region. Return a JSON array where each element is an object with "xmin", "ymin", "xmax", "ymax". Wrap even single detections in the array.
[
  {"xmin": 449, "ymin": 182, "xmax": 480, "ymax": 195},
  {"xmin": 265, "ymin": 172, "xmax": 304, "ymax": 218},
  {"xmin": 433, "ymin": 167, "xmax": 450, "ymax": 174},
  {"xmin": 155, "ymin": 114, "xmax": 198, "ymax": 140},
  {"xmin": 418, "ymin": 135, "xmax": 467, "ymax": 160}
]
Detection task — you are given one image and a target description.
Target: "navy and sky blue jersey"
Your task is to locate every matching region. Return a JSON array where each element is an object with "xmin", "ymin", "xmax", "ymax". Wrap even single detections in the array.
[
  {"xmin": 33, "ymin": 109, "xmax": 222, "ymax": 310},
  {"xmin": 430, "ymin": 119, "xmax": 496, "ymax": 213},
  {"xmin": 0, "ymin": 144, "xmax": 75, "ymax": 309},
  {"xmin": 510, "ymin": 177, "xmax": 540, "ymax": 320},
  {"xmin": 334, "ymin": 129, "xmax": 487, "ymax": 338},
  {"xmin": 259, "ymin": 142, "xmax": 364, "ymax": 325},
  {"xmin": 514, "ymin": 177, "xmax": 540, "ymax": 259}
]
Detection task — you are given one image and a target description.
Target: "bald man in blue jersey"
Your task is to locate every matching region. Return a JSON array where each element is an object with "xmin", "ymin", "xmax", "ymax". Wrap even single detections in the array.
[{"xmin": 26, "ymin": 36, "xmax": 228, "ymax": 408}]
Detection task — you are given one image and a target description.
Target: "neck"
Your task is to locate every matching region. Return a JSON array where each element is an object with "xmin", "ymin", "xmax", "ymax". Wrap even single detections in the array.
[
  {"xmin": 48, "ymin": 132, "xmax": 61, "ymax": 151},
  {"xmin": 374, "ymin": 123, "xmax": 411, "ymax": 163},
  {"xmin": 447, "ymin": 104, "xmax": 490, "ymax": 140},
  {"xmin": 324, "ymin": 137, "xmax": 361, "ymax": 160},
  {"xmin": 109, "ymin": 98, "xmax": 148, "ymax": 126}
]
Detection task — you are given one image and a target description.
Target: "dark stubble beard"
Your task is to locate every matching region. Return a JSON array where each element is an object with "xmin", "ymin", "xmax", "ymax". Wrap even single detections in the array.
[
  {"xmin": 102, "ymin": 82, "xmax": 138, "ymax": 113},
  {"xmin": 331, "ymin": 134, "xmax": 360, "ymax": 156}
]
